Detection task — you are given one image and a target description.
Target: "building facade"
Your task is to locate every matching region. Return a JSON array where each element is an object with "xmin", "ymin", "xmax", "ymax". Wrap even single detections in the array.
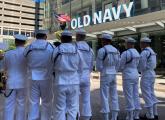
[
  {"xmin": 0, "ymin": 0, "xmax": 44, "ymax": 45},
  {"xmin": 44, "ymin": 0, "xmax": 165, "ymax": 71}
]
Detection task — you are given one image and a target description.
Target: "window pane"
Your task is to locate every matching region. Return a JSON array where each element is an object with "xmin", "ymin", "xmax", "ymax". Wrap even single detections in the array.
[
  {"xmin": 141, "ymin": 0, "xmax": 148, "ymax": 9},
  {"xmin": 14, "ymin": 31, "xmax": 19, "ymax": 35},
  {"xmin": 21, "ymin": 31, "xmax": 25, "ymax": 35},
  {"xmin": 26, "ymin": 32, "xmax": 30, "ymax": 37},
  {"xmin": 3, "ymin": 29, "xmax": 8, "ymax": 35},
  {"xmin": 9, "ymin": 30, "xmax": 13, "ymax": 36},
  {"xmin": 31, "ymin": 32, "xmax": 34, "ymax": 37}
]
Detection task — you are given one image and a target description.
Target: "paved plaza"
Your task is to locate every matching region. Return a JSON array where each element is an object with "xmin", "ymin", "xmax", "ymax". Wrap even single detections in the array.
[{"xmin": 0, "ymin": 73, "xmax": 165, "ymax": 120}]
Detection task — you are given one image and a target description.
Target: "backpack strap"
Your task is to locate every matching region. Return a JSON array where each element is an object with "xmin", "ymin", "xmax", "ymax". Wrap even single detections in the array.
[
  {"xmin": 75, "ymin": 42, "xmax": 90, "ymax": 52},
  {"xmin": 24, "ymin": 45, "xmax": 32, "ymax": 57},
  {"xmin": 103, "ymin": 47, "xmax": 107, "ymax": 61},
  {"xmin": 54, "ymin": 52, "xmax": 61, "ymax": 63},
  {"xmin": 53, "ymin": 46, "xmax": 61, "ymax": 63},
  {"xmin": 126, "ymin": 49, "xmax": 133, "ymax": 64},
  {"xmin": 48, "ymin": 42, "xmax": 55, "ymax": 49},
  {"xmin": 24, "ymin": 42, "xmax": 49, "ymax": 57},
  {"xmin": 53, "ymin": 44, "xmax": 78, "ymax": 63},
  {"xmin": 102, "ymin": 47, "xmax": 120, "ymax": 61},
  {"xmin": 143, "ymin": 48, "xmax": 152, "ymax": 60}
]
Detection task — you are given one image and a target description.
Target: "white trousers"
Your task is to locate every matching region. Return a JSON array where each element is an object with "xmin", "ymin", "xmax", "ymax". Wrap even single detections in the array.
[
  {"xmin": 4, "ymin": 88, "xmax": 26, "ymax": 120},
  {"xmin": 140, "ymin": 77, "xmax": 158, "ymax": 108},
  {"xmin": 28, "ymin": 80, "xmax": 52, "ymax": 120},
  {"xmin": 80, "ymin": 78, "xmax": 92, "ymax": 117},
  {"xmin": 53, "ymin": 85, "xmax": 79, "ymax": 120},
  {"xmin": 100, "ymin": 74, "xmax": 119, "ymax": 113},
  {"xmin": 123, "ymin": 79, "xmax": 141, "ymax": 111}
]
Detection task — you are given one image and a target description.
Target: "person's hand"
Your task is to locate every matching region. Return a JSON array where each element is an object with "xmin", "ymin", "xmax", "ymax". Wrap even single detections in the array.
[
  {"xmin": 0, "ymin": 53, "xmax": 4, "ymax": 60},
  {"xmin": 0, "ymin": 50, "xmax": 4, "ymax": 60}
]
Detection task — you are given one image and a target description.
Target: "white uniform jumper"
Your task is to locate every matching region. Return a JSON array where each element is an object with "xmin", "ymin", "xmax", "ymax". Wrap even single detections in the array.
[
  {"xmin": 96, "ymin": 45, "xmax": 120, "ymax": 120},
  {"xmin": 139, "ymin": 47, "xmax": 158, "ymax": 118},
  {"xmin": 24, "ymin": 40, "xmax": 54, "ymax": 120},
  {"xmin": 3, "ymin": 46, "xmax": 28, "ymax": 120},
  {"xmin": 76, "ymin": 41, "xmax": 94, "ymax": 119},
  {"xmin": 120, "ymin": 48, "xmax": 141, "ymax": 120},
  {"xmin": 53, "ymin": 43, "xmax": 81, "ymax": 120}
]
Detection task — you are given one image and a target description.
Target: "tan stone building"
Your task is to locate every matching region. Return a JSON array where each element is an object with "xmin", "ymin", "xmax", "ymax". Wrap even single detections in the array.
[{"xmin": 0, "ymin": 0, "xmax": 44, "ymax": 44}]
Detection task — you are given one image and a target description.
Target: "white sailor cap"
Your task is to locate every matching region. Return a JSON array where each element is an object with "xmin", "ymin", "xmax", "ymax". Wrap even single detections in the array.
[
  {"xmin": 140, "ymin": 37, "xmax": 151, "ymax": 43},
  {"xmin": 75, "ymin": 29, "xmax": 86, "ymax": 35},
  {"xmin": 14, "ymin": 34, "xmax": 28, "ymax": 41},
  {"xmin": 61, "ymin": 30, "xmax": 72, "ymax": 37},
  {"xmin": 36, "ymin": 30, "xmax": 48, "ymax": 35},
  {"xmin": 125, "ymin": 37, "xmax": 136, "ymax": 43},
  {"xmin": 101, "ymin": 33, "xmax": 113, "ymax": 40}
]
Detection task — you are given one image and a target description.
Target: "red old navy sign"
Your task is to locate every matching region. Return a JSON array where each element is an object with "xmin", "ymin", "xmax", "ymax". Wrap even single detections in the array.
[{"xmin": 71, "ymin": 2, "xmax": 134, "ymax": 29}]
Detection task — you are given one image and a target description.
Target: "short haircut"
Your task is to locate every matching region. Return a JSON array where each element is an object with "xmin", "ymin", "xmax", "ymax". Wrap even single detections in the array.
[
  {"xmin": 127, "ymin": 42, "xmax": 135, "ymax": 45},
  {"xmin": 102, "ymin": 38, "xmax": 112, "ymax": 44},
  {"xmin": 53, "ymin": 42, "xmax": 61, "ymax": 47},
  {"xmin": 60, "ymin": 22, "xmax": 66, "ymax": 30},
  {"xmin": 141, "ymin": 42, "xmax": 151, "ymax": 46},
  {"xmin": 15, "ymin": 39, "xmax": 26, "ymax": 45},
  {"xmin": 76, "ymin": 34, "xmax": 86, "ymax": 41},
  {"xmin": 61, "ymin": 36, "xmax": 72, "ymax": 43},
  {"xmin": 36, "ymin": 33, "xmax": 47, "ymax": 39}
]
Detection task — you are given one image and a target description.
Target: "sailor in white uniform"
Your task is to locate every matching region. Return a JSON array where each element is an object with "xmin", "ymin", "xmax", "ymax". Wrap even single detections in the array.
[
  {"xmin": 75, "ymin": 29, "xmax": 94, "ymax": 120},
  {"xmin": 24, "ymin": 30, "xmax": 54, "ymax": 120},
  {"xmin": 139, "ymin": 37, "xmax": 159, "ymax": 120},
  {"xmin": 119, "ymin": 37, "xmax": 141, "ymax": 120},
  {"xmin": 52, "ymin": 30, "xmax": 82, "ymax": 120},
  {"xmin": 3, "ymin": 34, "xmax": 28, "ymax": 120},
  {"xmin": 96, "ymin": 33, "xmax": 120, "ymax": 120}
]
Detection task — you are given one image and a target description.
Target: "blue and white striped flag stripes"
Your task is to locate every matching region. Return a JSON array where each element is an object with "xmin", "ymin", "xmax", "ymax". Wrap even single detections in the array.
[{"xmin": 33, "ymin": 0, "xmax": 45, "ymax": 3}]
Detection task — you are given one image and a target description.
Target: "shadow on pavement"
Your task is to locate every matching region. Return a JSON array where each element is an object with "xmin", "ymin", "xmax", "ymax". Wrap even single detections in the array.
[
  {"xmin": 157, "ymin": 75, "xmax": 165, "ymax": 79},
  {"xmin": 90, "ymin": 89, "xmax": 165, "ymax": 120}
]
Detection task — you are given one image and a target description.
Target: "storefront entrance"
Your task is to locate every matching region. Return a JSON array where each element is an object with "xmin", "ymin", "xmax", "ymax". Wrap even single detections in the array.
[{"xmin": 87, "ymin": 30, "xmax": 165, "ymax": 74}]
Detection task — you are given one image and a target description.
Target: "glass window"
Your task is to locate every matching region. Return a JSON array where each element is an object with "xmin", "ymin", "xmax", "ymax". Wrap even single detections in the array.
[
  {"xmin": 104, "ymin": 3, "xmax": 113, "ymax": 10},
  {"xmin": 161, "ymin": 0, "xmax": 165, "ymax": 9},
  {"xmin": 134, "ymin": 0, "xmax": 141, "ymax": 10},
  {"xmin": 103, "ymin": 3, "xmax": 113, "ymax": 22},
  {"xmin": 149, "ymin": 0, "xmax": 160, "ymax": 11},
  {"xmin": 31, "ymin": 32, "xmax": 34, "ymax": 37},
  {"xmin": 3, "ymin": 29, "xmax": 8, "ymax": 35},
  {"xmin": 21, "ymin": 31, "xmax": 25, "ymax": 35},
  {"xmin": 141, "ymin": 0, "xmax": 148, "ymax": 9},
  {"xmin": 118, "ymin": 0, "xmax": 131, "ymax": 13},
  {"xmin": 9, "ymin": 30, "xmax": 13, "ymax": 36},
  {"xmin": 14, "ymin": 30, "xmax": 19, "ymax": 35},
  {"xmin": 62, "ymin": 0, "xmax": 73, "ymax": 5},
  {"xmin": 26, "ymin": 32, "xmax": 30, "ymax": 37}
]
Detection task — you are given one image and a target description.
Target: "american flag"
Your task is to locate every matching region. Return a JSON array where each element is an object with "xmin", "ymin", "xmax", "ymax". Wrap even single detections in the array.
[{"xmin": 54, "ymin": 13, "xmax": 71, "ymax": 22}]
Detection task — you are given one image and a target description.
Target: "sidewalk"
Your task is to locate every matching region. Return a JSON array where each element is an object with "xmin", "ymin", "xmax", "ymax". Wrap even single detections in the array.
[
  {"xmin": 0, "ymin": 72, "xmax": 164, "ymax": 120},
  {"xmin": 91, "ymin": 72, "xmax": 165, "ymax": 92},
  {"xmin": 90, "ymin": 72, "xmax": 165, "ymax": 120},
  {"xmin": 0, "ymin": 95, "xmax": 4, "ymax": 119}
]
